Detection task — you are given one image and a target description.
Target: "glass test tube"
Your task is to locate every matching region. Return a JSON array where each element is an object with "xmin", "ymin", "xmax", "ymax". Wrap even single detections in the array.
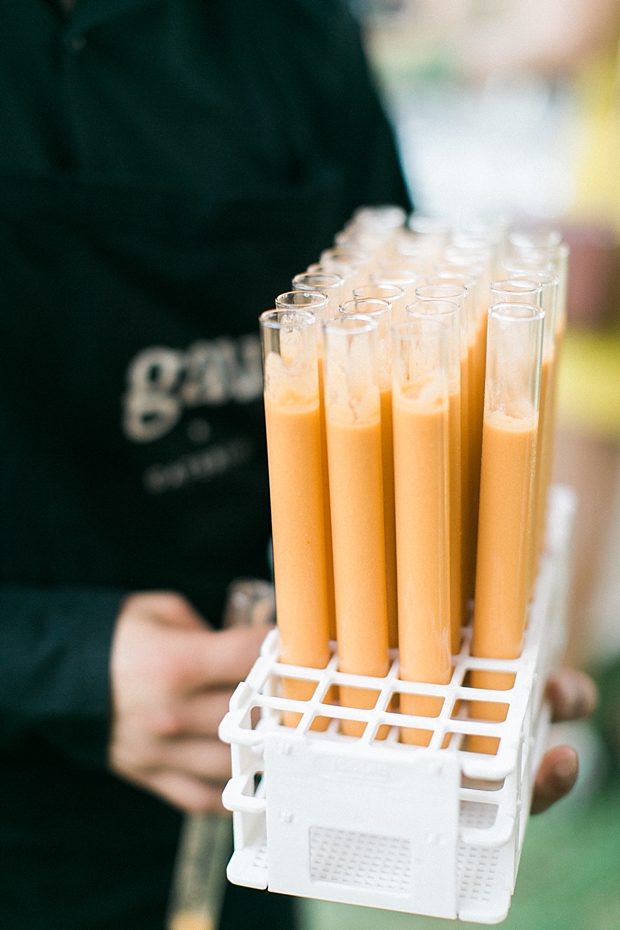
[
  {"xmin": 321, "ymin": 246, "xmax": 370, "ymax": 267},
  {"xmin": 340, "ymin": 297, "xmax": 398, "ymax": 650},
  {"xmin": 353, "ymin": 204, "xmax": 408, "ymax": 233},
  {"xmin": 392, "ymin": 318, "xmax": 451, "ymax": 746},
  {"xmin": 291, "ymin": 274, "xmax": 345, "ymax": 639},
  {"xmin": 275, "ymin": 290, "xmax": 328, "ymax": 313},
  {"xmin": 260, "ymin": 310, "xmax": 332, "ymax": 725},
  {"xmin": 455, "ymin": 217, "xmax": 509, "ymax": 251},
  {"xmin": 348, "ymin": 204, "xmax": 407, "ymax": 261},
  {"xmin": 468, "ymin": 301, "xmax": 544, "ymax": 752},
  {"xmin": 320, "ymin": 247, "xmax": 372, "ymax": 291},
  {"xmin": 408, "ymin": 214, "xmax": 450, "ymax": 243},
  {"xmin": 473, "ymin": 302, "xmax": 544, "ymax": 663},
  {"xmin": 425, "ymin": 274, "xmax": 479, "ymax": 610},
  {"xmin": 445, "ymin": 244, "xmax": 493, "ymax": 312},
  {"xmin": 292, "ymin": 272, "xmax": 345, "ymax": 319},
  {"xmin": 371, "ymin": 262, "xmax": 420, "ymax": 311},
  {"xmin": 335, "ymin": 225, "xmax": 390, "ymax": 264},
  {"xmin": 502, "ymin": 253, "xmax": 554, "ymax": 282},
  {"xmin": 435, "ymin": 260, "xmax": 484, "ymax": 318},
  {"xmin": 489, "ymin": 278, "xmax": 542, "ymax": 308},
  {"xmin": 410, "ymin": 287, "xmax": 465, "ymax": 651},
  {"xmin": 352, "ymin": 283, "xmax": 406, "ymax": 323},
  {"xmin": 441, "ymin": 251, "xmax": 489, "ymax": 447},
  {"xmin": 450, "ymin": 230, "xmax": 502, "ymax": 280},
  {"xmin": 440, "ymin": 258, "xmax": 489, "ymax": 572},
  {"xmin": 322, "ymin": 315, "xmax": 390, "ymax": 737},
  {"xmin": 507, "ymin": 226, "xmax": 562, "ymax": 261},
  {"xmin": 306, "ymin": 261, "xmax": 358, "ymax": 302},
  {"xmin": 504, "ymin": 239, "xmax": 569, "ymax": 339},
  {"xmin": 395, "ymin": 228, "xmax": 443, "ymax": 275},
  {"xmin": 509, "ymin": 271, "xmax": 559, "ymax": 585},
  {"xmin": 489, "ymin": 274, "xmax": 545, "ymax": 546},
  {"xmin": 556, "ymin": 241, "xmax": 570, "ymax": 339}
]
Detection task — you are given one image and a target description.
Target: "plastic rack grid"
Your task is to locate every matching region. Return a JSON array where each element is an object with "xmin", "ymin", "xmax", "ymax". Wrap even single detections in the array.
[{"xmin": 219, "ymin": 485, "xmax": 576, "ymax": 924}]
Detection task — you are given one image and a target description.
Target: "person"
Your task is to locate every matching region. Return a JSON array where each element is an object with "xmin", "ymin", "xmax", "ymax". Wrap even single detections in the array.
[{"xmin": 0, "ymin": 2, "xmax": 596, "ymax": 929}]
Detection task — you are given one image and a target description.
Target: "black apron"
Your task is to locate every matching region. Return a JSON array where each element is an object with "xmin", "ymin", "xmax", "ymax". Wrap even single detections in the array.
[
  {"xmin": 0, "ymin": 164, "xmax": 350, "ymax": 609},
  {"xmin": 0, "ymin": 2, "xmax": 410, "ymax": 926}
]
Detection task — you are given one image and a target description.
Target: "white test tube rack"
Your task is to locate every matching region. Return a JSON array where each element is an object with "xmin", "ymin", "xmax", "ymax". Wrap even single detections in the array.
[{"xmin": 219, "ymin": 485, "xmax": 576, "ymax": 925}]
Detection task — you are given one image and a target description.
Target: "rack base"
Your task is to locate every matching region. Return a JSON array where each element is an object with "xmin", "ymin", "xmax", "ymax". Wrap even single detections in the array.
[{"xmin": 219, "ymin": 485, "xmax": 576, "ymax": 924}]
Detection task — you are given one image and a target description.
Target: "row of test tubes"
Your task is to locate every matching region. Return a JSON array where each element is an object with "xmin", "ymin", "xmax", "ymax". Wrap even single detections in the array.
[{"xmin": 260, "ymin": 207, "xmax": 567, "ymax": 747}]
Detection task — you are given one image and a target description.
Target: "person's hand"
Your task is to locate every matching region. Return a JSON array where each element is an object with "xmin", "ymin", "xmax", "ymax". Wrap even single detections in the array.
[
  {"xmin": 531, "ymin": 668, "xmax": 598, "ymax": 814},
  {"xmin": 108, "ymin": 591, "xmax": 271, "ymax": 813}
]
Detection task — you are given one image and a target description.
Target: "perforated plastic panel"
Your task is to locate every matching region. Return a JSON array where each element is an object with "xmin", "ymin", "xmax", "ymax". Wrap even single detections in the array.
[
  {"xmin": 310, "ymin": 828, "xmax": 411, "ymax": 893},
  {"xmin": 459, "ymin": 801, "xmax": 498, "ymax": 831},
  {"xmin": 457, "ymin": 845, "xmax": 501, "ymax": 907}
]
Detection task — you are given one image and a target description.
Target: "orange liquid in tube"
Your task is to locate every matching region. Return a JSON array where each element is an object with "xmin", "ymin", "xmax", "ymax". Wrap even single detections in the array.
[
  {"xmin": 393, "ymin": 389, "xmax": 452, "ymax": 746},
  {"xmin": 470, "ymin": 414, "xmax": 538, "ymax": 751},
  {"xmin": 409, "ymin": 287, "xmax": 464, "ymax": 653},
  {"xmin": 327, "ymin": 412, "xmax": 390, "ymax": 736},
  {"xmin": 323, "ymin": 313, "xmax": 390, "ymax": 739},
  {"xmin": 317, "ymin": 355, "xmax": 337, "ymax": 640},
  {"xmin": 474, "ymin": 414, "xmax": 537, "ymax": 655},
  {"xmin": 380, "ymin": 386, "xmax": 399, "ymax": 649},
  {"xmin": 448, "ymin": 390, "xmax": 463, "ymax": 653},
  {"xmin": 464, "ymin": 312, "xmax": 487, "ymax": 602},
  {"xmin": 264, "ymin": 394, "xmax": 332, "ymax": 724},
  {"xmin": 503, "ymin": 271, "xmax": 559, "ymax": 592},
  {"xmin": 459, "ymin": 353, "xmax": 470, "ymax": 620},
  {"xmin": 263, "ymin": 341, "xmax": 331, "ymax": 729},
  {"xmin": 340, "ymin": 297, "xmax": 397, "ymax": 648}
]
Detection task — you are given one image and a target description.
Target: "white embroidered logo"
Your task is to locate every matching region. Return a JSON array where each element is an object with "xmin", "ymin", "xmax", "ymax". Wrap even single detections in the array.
[{"xmin": 122, "ymin": 336, "xmax": 263, "ymax": 442}]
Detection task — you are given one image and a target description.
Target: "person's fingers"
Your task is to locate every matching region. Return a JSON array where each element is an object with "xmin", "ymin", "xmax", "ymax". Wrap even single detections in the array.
[
  {"xmin": 124, "ymin": 591, "xmax": 210, "ymax": 631},
  {"xmin": 139, "ymin": 770, "xmax": 229, "ymax": 814},
  {"xmin": 152, "ymin": 688, "xmax": 235, "ymax": 739},
  {"xmin": 146, "ymin": 737, "xmax": 232, "ymax": 784},
  {"xmin": 530, "ymin": 744, "xmax": 579, "ymax": 814},
  {"xmin": 183, "ymin": 624, "xmax": 273, "ymax": 690},
  {"xmin": 546, "ymin": 668, "xmax": 598, "ymax": 722}
]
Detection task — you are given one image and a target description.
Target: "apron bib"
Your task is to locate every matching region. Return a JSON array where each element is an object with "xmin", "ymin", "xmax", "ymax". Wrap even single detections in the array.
[{"xmin": 0, "ymin": 163, "xmax": 345, "ymax": 618}]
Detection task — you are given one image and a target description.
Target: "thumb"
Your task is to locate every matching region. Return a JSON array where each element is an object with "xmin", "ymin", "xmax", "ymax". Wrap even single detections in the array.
[
  {"xmin": 184, "ymin": 623, "xmax": 274, "ymax": 690},
  {"xmin": 124, "ymin": 591, "xmax": 211, "ymax": 631},
  {"xmin": 531, "ymin": 745, "xmax": 579, "ymax": 814}
]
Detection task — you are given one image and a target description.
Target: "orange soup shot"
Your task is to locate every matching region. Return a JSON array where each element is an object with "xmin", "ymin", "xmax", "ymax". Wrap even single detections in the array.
[
  {"xmin": 392, "ymin": 318, "xmax": 452, "ymax": 746},
  {"xmin": 470, "ymin": 302, "xmax": 544, "ymax": 753},
  {"xmin": 260, "ymin": 310, "xmax": 331, "ymax": 728},
  {"xmin": 322, "ymin": 315, "xmax": 390, "ymax": 738}
]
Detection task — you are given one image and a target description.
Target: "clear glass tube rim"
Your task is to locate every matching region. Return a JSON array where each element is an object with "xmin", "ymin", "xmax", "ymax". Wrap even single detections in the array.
[
  {"xmin": 490, "ymin": 279, "xmax": 543, "ymax": 295},
  {"xmin": 508, "ymin": 270, "xmax": 559, "ymax": 289},
  {"xmin": 415, "ymin": 282, "xmax": 467, "ymax": 302},
  {"xmin": 406, "ymin": 299, "xmax": 461, "ymax": 320},
  {"xmin": 320, "ymin": 247, "xmax": 370, "ymax": 267},
  {"xmin": 259, "ymin": 308, "xmax": 317, "ymax": 330},
  {"xmin": 292, "ymin": 272, "xmax": 345, "ymax": 291},
  {"xmin": 352, "ymin": 284, "xmax": 405, "ymax": 301},
  {"xmin": 275, "ymin": 291, "xmax": 328, "ymax": 310},
  {"xmin": 488, "ymin": 301, "xmax": 545, "ymax": 324},
  {"xmin": 508, "ymin": 227, "xmax": 563, "ymax": 251},
  {"xmin": 428, "ymin": 271, "xmax": 475, "ymax": 288},
  {"xmin": 353, "ymin": 203, "xmax": 408, "ymax": 230},
  {"xmin": 322, "ymin": 313, "xmax": 378, "ymax": 336},
  {"xmin": 339, "ymin": 298, "xmax": 391, "ymax": 318}
]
